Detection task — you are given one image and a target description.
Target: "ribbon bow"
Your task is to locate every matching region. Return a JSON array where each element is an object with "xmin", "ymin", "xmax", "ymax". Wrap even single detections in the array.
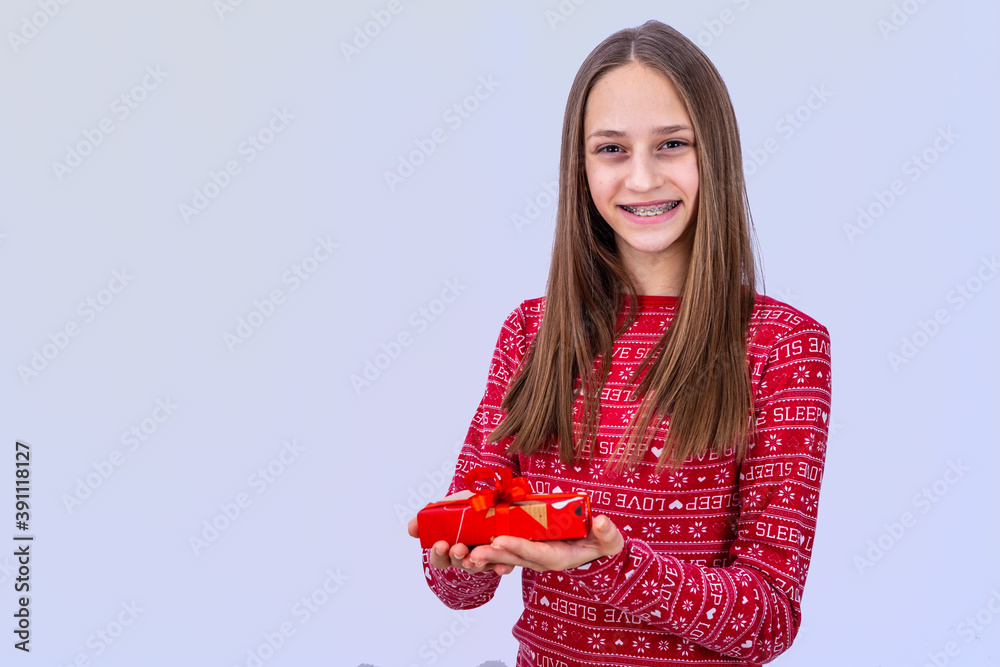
[{"xmin": 464, "ymin": 467, "xmax": 532, "ymax": 512}]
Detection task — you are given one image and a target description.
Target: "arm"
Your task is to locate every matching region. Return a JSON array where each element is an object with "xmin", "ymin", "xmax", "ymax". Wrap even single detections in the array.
[
  {"xmin": 557, "ymin": 320, "xmax": 832, "ymax": 662},
  {"xmin": 420, "ymin": 305, "xmax": 528, "ymax": 610}
]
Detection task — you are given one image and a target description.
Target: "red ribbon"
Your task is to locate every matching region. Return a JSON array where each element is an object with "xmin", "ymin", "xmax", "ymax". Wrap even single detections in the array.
[
  {"xmin": 463, "ymin": 467, "xmax": 532, "ymax": 536},
  {"xmin": 464, "ymin": 467, "xmax": 532, "ymax": 511}
]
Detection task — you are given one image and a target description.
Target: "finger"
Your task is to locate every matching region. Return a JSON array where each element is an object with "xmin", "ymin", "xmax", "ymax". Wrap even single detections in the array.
[
  {"xmin": 427, "ymin": 541, "xmax": 452, "ymax": 569},
  {"xmin": 407, "ymin": 517, "xmax": 419, "ymax": 538},
  {"xmin": 487, "ymin": 537, "xmax": 554, "ymax": 564},
  {"xmin": 467, "ymin": 543, "xmax": 536, "ymax": 570},
  {"xmin": 449, "ymin": 543, "xmax": 469, "ymax": 561},
  {"xmin": 493, "ymin": 563, "xmax": 516, "ymax": 575}
]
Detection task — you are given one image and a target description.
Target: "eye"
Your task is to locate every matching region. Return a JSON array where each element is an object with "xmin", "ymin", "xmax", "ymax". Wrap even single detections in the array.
[
  {"xmin": 662, "ymin": 139, "xmax": 687, "ymax": 150},
  {"xmin": 595, "ymin": 144, "xmax": 623, "ymax": 154}
]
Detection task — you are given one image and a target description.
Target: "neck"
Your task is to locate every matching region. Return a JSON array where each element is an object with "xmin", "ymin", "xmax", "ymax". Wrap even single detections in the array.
[{"xmin": 621, "ymin": 240, "xmax": 692, "ymax": 297}]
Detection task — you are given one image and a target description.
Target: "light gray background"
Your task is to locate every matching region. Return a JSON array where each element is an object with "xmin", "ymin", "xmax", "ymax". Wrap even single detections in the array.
[{"xmin": 2, "ymin": 1, "xmax": 998, "ymax": 665}]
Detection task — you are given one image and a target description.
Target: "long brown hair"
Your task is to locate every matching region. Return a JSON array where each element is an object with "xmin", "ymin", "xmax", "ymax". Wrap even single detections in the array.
[{"xmin": 489, "ymin": 20, "xmax": 762, "ymax": 474}]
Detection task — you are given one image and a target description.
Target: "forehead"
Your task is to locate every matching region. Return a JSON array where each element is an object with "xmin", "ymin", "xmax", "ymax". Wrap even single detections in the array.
[{"xmin": 583, "ymin": 63, "xmax": 691, "ymax": 131}]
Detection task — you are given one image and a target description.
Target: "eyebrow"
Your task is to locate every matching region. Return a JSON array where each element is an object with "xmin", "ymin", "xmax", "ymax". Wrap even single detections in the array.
[{"xmin": 586, "ymin": 124, "xmax": 692, "ymax": 141}]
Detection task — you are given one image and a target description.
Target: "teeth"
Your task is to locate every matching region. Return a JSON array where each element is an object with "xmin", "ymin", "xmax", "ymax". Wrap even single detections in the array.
[{"xmin": 622, "ymin": 201, "xmax": 678, "ymax": 216}]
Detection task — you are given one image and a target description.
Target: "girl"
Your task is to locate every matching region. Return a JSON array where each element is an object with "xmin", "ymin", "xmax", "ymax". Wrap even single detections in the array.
[{"xmin": 407, "ymin": 19, "xmax": 832, "ymax": 667}]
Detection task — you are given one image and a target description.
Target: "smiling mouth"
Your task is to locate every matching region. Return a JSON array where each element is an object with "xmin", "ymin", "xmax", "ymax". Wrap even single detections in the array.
[{"xmin": 619, "ymin": 201, "xmax": 679, "ymax": 217}]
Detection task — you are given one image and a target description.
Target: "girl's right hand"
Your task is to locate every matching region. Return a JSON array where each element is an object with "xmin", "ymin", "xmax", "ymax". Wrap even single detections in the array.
[
  {"xmin": 407, "ymin": 517, "xmax": 515, "ymax": 575},
  {"xmin": 428, "ymin": 539, "xmax": 515, "ymax": 575}
]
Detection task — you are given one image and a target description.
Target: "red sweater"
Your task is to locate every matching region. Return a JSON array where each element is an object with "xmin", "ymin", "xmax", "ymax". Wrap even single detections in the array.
[{"xmin": 421, "ymin": 294, "xmax": 832, "ymax": 666}]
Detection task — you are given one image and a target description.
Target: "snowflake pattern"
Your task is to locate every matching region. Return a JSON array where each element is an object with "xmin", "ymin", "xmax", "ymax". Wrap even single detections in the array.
[
  {"xmin": 591, "ymin": 573, "xmax": 612, "ymax": 588},
  {"xmin": 633, "ymin": 635, "xmax": 650, "ymax": 653},
  {"xmin": 776, "ymin": 483, "xmax": 796, "ymax": 505},
  {"xmin": 667, "ymin": 471, "xmax": 688, "ymax": 488},
  {"xmin": 802, "ymin": 431, "xmax": 816, "ymax": 451},
  {"xmin": 677, "ymin": 638, "xmax": 694, "ymax": 656},
  {"xmin": 682, "ymin": 599, "xmax": 693, "ymax": 612},
  {"xmin": 744, "ymin": 545, "xmax": 765, "ymax": 560},
  {"xmin": 764, "ymin": 433, "xmax": 782, "ymax": 452},
  {"xmin": 669, "ymin": 524, "xmax": 681, "ymax": 535},
  {"xmin": 585, "ymin": 632, "xmax": 605, "ymax": 649},
  {"xmin": 553, "ymin": 623, "xmax": 567, "ymax": 641},
  {"xmin": 743, "ymin": 489, "xmax": 763, "ymax": 510},
  {"xmin": 640, "ymin": 579, "xmax": 660, "ymax": 597},
  {"xmin": 730, "ymin": 612, "xmax": 749, "ymax": 631},
  {"xmin": 803, "ymin": 492, "xmax": 818, "ymax": 513},
  {"xmin": 641, "ymin": 523, "xmax": 662, "ymax": 539},
  {"xmin": 791, "ymin": 364, "xmax": 810, "ymax": 384},
  {"xmin": 689, "ymin": 521, "xmax": 707, "ymax": 539}
]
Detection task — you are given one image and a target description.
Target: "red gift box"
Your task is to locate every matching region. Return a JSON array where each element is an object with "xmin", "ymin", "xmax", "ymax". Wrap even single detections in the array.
[{"xmin": 417, "ymin": 466, "xmax": 592, "ymax": 548}]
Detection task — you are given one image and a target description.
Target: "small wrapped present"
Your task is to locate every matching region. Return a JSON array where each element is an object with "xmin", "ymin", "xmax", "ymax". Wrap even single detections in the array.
[{"xmin": 417, "ymin": 466, "xmax": 592, "ymax": 548}]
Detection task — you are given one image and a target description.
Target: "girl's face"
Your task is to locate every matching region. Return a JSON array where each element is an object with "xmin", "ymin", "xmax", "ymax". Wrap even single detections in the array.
[{"xmin": 583, "ymin": 63, "xmax": 699, "ymax": 294}]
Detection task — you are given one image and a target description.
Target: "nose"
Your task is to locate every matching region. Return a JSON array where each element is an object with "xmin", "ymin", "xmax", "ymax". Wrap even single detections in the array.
[{"xmin": 626, "ymin": 152, "xmax": 661, "ymax": 192}]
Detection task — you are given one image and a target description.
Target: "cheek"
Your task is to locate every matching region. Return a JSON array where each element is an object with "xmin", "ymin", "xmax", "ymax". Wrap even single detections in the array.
[{"xmin": 585, "ymin": 167, "xmax": 614, "ymax": 207}]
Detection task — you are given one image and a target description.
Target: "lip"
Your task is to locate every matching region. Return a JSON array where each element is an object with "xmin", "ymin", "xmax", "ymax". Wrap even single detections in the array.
[
  {"xmin": 620, "ymin": 199, "xmax": 678, "ymax": 207},
  {"xmin": 618, "ymin": 200, "xmax": 680, "ymax": 223}
]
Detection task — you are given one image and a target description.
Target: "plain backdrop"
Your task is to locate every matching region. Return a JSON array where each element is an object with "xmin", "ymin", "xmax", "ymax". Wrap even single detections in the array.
[{"xmin": 1, "ymin": 1, "xmax": 997, "ymax": 665}]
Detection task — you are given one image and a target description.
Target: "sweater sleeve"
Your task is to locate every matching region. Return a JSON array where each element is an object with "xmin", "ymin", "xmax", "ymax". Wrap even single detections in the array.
[
  {"xmin": 421, "ymin": 305, "xmax": 528, "ymax": 610},
  {"xmin": 563, "ymin": 320, "xmax": 832, "ymax": 663}
]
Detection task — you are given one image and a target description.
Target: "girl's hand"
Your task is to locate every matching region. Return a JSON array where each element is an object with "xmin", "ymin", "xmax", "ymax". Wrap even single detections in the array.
[
  {"xmin": 464, "ymin": 514, "xmax": 624, "ymax": 572},
  {"xmin": 407, "ymin": 516, "xmax": 516, "ymax": 576}
]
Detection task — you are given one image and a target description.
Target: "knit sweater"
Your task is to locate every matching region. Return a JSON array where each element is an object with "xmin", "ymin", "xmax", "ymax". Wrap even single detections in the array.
[{"xmin": 420, "ymin": 294, "xmax": 832, "ymax": 666}]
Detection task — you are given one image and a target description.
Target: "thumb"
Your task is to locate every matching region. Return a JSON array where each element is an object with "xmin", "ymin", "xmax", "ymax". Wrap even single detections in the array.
[{"xmin": 594, "ymin": 515, "xmax": 614, "ymax": 540}]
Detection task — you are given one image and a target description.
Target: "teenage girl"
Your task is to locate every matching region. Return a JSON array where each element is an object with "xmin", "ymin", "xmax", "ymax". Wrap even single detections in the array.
[{"xmin": 408, "ymin": 19, "xmax": 832, "ymax": 667}]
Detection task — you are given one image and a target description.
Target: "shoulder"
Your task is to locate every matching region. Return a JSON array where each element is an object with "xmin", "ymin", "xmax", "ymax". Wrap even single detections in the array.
[
  {"xmin": 750, "ymin": 293, "xmax": 830, "ymax": 344},
  {"xmin": 503, "ymin": 296, "xmax": 546, "ymax": 338}
]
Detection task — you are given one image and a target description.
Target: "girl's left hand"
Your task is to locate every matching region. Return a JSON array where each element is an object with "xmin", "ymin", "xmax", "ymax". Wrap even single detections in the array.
[{"xmin": 463, "ymin": 514, "xmax": 624, "ymax": 572}]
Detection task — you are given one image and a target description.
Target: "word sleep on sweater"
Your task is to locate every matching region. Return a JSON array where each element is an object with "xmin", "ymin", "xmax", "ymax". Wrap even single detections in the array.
[{"xmin": 421, "ymin": 294, "xmax": 832, "ymax": 667}]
